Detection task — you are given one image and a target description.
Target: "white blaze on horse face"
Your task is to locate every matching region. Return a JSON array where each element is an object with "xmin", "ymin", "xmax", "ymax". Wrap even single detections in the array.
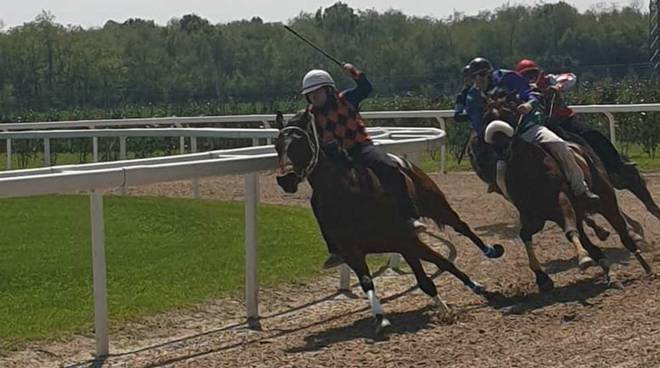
[
  {"xmin": 367, "ymin": 289, "xmax": 384, "ymax": 316},
  {"xmin": 278, "ymin": 137, "xmax": 295, "ymax": 175},
  {"xmin": 496, "ymin": 160, "xmax": 511, "ymax": 200}
]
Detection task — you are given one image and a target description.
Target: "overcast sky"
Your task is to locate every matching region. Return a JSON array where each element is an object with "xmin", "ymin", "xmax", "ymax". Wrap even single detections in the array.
[{"xmin": 0, "ymin": 0, "xmax": 648, "ymax": 29}]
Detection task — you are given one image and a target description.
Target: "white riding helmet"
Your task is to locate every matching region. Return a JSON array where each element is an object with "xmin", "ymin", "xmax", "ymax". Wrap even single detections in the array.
[
  {"xmin": 484, "ymin": 120, "xmax": 514, "ymax": 144},
  {"xmin": 301, "ymin": 69, "xmax": 336, "ymax": 95}
]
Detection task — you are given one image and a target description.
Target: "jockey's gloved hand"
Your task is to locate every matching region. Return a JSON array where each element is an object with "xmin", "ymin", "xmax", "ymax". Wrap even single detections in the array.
[
  {"xmin": 342, "ymin": 63, "xmax": 360, "ymax": 79},
  {"xmin": 517, "ymin": 102, "xmax": 534, "ymax": 115}
]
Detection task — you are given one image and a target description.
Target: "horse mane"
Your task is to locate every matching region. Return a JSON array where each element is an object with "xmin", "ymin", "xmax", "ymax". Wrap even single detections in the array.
[{"xmin": 285, "ymin": 109, "xmax": 311, "ymax": 129}]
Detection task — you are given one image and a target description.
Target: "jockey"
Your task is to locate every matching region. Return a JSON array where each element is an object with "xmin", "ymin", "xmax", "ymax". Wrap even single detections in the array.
[
  {"xmin": 301, "ymin": 63, "xmax": 426, "ymax": 269},
  {"xmin": 454, "ymin": 64, "xmax": 472, "ymax": 123},
  {"xmin": 515, "ymin": 59, "xmax": 633, "ymax": 174},
  {"xmin": 465, "ymin": 57, "xmax": 600, "ymax": 204}
]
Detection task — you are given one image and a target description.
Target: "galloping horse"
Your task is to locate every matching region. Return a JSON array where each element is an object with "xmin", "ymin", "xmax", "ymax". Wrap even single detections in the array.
[
  {"xmin": 536, "ymin": 87, "xmax": 660, "ymax": 221},
  {"xmin": 274, "ymin": 110, "xmax": 502, "ymax": 333},
  {"xmin": 482, "ymin": 94, "xmax": 652, "ymax": 291}
]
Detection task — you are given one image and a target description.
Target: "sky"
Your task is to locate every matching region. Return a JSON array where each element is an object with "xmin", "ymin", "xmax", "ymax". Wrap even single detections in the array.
[{"xmin": 0, "ymin": 0, "xmax": 648, "ymax": 29}]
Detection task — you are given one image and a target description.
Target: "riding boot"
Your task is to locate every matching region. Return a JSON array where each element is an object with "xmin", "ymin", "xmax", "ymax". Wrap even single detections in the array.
[
  {"xmin": 542, "ymin": 141, "xmax": 600, "ymax": 206},
  {"xmin": 354, "ymin": 142, "xmax": 426, "ymax": 233},
  {"xmin": 312, "ymin": 193, "xmax": 345, "ymax": 269},
  {"xmin": 388, "ymin": 171, "xmax": 426, "ymax": 233}
]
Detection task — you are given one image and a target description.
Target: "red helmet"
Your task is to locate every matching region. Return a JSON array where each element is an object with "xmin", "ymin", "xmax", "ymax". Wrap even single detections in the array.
[{"xmin": 515, "ymin": 59, "xmax": 540, "ymax": 75}]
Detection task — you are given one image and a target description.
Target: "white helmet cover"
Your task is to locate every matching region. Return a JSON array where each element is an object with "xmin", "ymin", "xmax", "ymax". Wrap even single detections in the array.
[
  {"xmin": 485, "ymin": 120, "xmax": 514, "ymax": 144},
  {"xmin": 301, "ymin": 69, "xmax": 336, "ymax": 95}
]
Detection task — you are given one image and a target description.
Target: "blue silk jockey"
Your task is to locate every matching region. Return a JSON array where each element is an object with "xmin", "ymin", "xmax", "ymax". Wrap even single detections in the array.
[{"xmin": 463, "ymin": 57, "xmax": 600, "ymax": 204}]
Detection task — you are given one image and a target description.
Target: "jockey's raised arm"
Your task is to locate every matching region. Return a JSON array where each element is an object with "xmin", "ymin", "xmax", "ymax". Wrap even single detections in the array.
[
  {"xmin": 454, "ymin": 65, "xmax": 472, "ymax": 123},
  {"xmin": 300, "ymin": 64, "xmax": 426, "ymax": 269},
  {"xmin": 492, "ymin": 70, "xmax": 539, "ymax": 106},
  {"xmin": 545, "ymin": 72, "xmax": 577, "ymax": 93},
  {"xmin": 341, "ymin": 63, "xmax": 373, "ymax": 109}
]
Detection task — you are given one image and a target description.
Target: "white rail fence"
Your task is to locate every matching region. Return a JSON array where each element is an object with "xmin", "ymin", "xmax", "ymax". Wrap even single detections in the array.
[
  {"xmin": 3, "ymin": 103, "xmax": 660, "ymax": 178},
  {"xmin": 0, "ymin": 103, "xmax": 658, "ymax": 359},
  {"xmin": 0, "ymin": 126, "xmax": 445, "ymax": 359}
]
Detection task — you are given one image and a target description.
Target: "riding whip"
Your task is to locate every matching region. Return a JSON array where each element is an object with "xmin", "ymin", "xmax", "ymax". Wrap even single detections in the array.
[{"xmin": 284, "ymin": 25, "xmax": 344, "ymax": 67}]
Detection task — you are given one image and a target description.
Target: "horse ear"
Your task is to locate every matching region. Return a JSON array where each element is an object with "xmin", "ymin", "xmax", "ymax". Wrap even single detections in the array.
[{"xmin": 274, "ymin": 111, "xmax": 284, "ymax": 130}]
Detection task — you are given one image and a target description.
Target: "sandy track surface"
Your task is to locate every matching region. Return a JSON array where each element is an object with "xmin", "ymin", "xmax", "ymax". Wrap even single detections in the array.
[{"xmin": 2, "ymin": 172, "xmax": 659, "ymax": 368}]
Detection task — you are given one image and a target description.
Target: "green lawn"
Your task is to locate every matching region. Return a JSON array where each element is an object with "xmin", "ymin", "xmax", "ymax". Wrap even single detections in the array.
[{"xmin": 0, "ymin": 195, "xmax": 329, "ymax": 351}]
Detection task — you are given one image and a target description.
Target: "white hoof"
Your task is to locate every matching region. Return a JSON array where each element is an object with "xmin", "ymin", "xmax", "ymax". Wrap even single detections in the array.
[
  {"xmin": 375, "ymin": 314, "xmax": 391, "ymax": 335},
  {"xmin": 578, "ymin": 256, "xmax": 595, "ymax": 271}
]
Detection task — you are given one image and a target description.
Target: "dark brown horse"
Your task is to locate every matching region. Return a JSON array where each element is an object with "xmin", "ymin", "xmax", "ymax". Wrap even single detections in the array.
[
  {"xmin": 274, "ymin": 110, "xmax": 502, "ymax": 333},
  {"xmin": 537, "ymin": 87, "xmax": 660, "ymax": 221},
  {"xmin": 483, "ymin": 96, "xmax": 652, "ymax": 291}
]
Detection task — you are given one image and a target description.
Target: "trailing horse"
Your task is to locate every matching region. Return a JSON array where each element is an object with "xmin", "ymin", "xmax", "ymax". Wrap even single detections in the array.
[
  {"xmin": 482, "ymin": 96, "xmax": 652, "ymax": 291},
  {"xmin": 274, "ymin": 110, "xmax": 502, "ymax": 333}
]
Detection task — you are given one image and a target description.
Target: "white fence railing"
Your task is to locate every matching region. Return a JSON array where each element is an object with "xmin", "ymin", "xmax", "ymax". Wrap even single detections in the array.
[
  {"xmin": 0, "ymin": 103, "xmax": 658, "ymax": 359},
  {"xmin": 0, "ymin": 126, "xmax": 445, "ymax": 359},
  {"xmin": 3, "ymin": 103, "xmax": 659, "ymax": 175}
]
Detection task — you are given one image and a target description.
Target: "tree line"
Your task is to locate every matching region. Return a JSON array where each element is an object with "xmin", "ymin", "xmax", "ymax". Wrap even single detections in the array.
[{"xmin": 0, "ymin": 1, "xmax": 652, "ymax": 121}]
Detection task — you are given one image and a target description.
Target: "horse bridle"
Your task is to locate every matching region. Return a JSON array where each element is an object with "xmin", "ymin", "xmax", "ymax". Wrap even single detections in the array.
[{"xmin": 279, "ymin": 113, "xmax": 320, "ymax": 181}]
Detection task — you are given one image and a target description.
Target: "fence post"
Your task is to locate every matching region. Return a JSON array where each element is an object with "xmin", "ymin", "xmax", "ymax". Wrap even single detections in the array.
[
  {"xmin": 191, "ymin": 136, "xmax": 200, "ymax": 198},
  {"xmin": 6, "ymin": 138, "xmax": 11, "ymax": 170},
  {"xmin": 90, "ymin": 191, "xmax": 109, "ymax": 358},
  {"xmin": 43, "ymin": 138, "xmax": 51, "ymax": 167},
  {"xmin": 604, "ymin": 111, "xmax": 617, "ymax": 145},
  {"xmin": 339, "ymin": 264, "xmax": 351, "ymax": 291},
  {"xmin": 119, "ymin": 137, "xmax": 127, "ymax": 195},
  {"xmin": 245, "ymin": 172, "xmax": 259, "ymax": 326},
  {"xmin": 92, "ymin": 136, "xmax": 99, "ymax": 163},
  {"xmin": 435, "ymin": 116, "xmax": 447, "ymax": 174}
]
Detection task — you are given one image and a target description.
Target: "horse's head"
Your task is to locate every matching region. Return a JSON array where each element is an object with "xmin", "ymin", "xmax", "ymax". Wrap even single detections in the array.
[
  {"xmin": 484, "ymin": 120, "xmax": 515, "ymax": 156},
  {"xmin": 274, "ymin": 110, "xmax": 320, "ymax": 193},
  {"xmin": 483, "ymin": 89, "xmax": 521, "ymax": 127},
  {"xmin": 481, "ymin": 90, "xmax": 523, "ymax": 157}
]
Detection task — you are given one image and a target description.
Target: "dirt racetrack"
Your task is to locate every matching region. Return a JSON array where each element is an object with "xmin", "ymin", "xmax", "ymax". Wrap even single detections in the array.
[{"xmin": 2, "ymin": 172, "xmax": 659, "ymax": 368}]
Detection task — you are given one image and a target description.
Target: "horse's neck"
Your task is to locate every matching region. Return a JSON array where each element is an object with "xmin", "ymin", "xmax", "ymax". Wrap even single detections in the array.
[
  {"xmin": 307, "ymin": 159, "xmax": 353, "ymax": 200},
  {"xmin": 508, "ymin": 138, "xmax": 556, "ymax": 179}
]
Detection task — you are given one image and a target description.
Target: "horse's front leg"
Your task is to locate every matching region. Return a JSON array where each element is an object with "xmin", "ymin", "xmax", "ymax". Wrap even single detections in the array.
[
  {"xmin": 520, "ymin": 216, "xmax": 553, "ymax": 292},
  {"xmin": 345, "ymin": 252, "xmax": 391, "ymax": 335}
]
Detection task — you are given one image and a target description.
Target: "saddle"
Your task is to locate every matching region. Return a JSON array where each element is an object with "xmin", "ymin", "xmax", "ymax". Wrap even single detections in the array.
[{"xmin": 341, "ymin": 154, "xmax": 417, "ymax": 201}]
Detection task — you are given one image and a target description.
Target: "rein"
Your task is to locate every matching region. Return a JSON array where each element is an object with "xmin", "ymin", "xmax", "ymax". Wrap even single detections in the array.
[{"xmin": 280, "ymin": 114, "xmax": 321, "ymax": 181}]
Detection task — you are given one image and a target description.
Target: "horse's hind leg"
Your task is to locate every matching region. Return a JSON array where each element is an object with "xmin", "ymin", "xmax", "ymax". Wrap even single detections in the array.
[
  {"xmin": 622, "ymin": 211, "xmax": 645, "ymax": 240},
  {"xmin": 596, "ymin": 190, "xmax": 653, "ymax": 274},
  {"xmin": 344, "ymin": 252, "xmax": 391, "ymax": 334},
  {"xmin": 413, "ymin": 238, "xmax": 486, "ymax": 296},
  {"xmin": 557, "ymin": 192, "xmax": 595, "ymax": 271},
  {"xmin": 421, "ymin": 189, "xmax": 504, "ymax": 259},
  {"xmin": 576, "ymin": 222, "xmax": 620, "ymax": 287},
  {"xmin": 584, "ymin": 215, "xmax": 610, "ymax": 241},
  {"xmin": 615, "ymin": 164, "xmax": 660, "ymax": 220},
  {"xmin": 401, "ymin": 251, "xmax": 450, "ymax": 313}
]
